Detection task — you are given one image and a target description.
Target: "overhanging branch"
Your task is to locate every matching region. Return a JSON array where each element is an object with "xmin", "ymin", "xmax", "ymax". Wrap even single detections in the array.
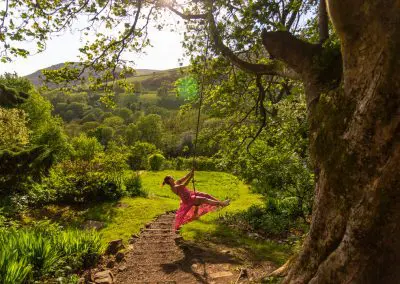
[
  {"xmin": 208, "ymin": 14, "xmax": 299, "ymax": 79},
  {"xmin": 165, "ymin": 1, "xmax": 299, "ymax": 80},
  {"xmin": 261, "ymin": 30, "xmax": 322, "ymax": 78}
]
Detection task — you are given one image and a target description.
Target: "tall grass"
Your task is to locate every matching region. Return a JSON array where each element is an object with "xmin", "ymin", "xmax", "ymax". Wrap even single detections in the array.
[{"xmin": 0, "ymin": 222, "xmax": 103, "ymax": 283}]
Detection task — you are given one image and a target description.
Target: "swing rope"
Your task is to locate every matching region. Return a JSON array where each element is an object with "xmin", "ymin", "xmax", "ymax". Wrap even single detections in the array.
[{"xmin": 191, "ymin": 34, "xmax": 210, "ymax": 193}]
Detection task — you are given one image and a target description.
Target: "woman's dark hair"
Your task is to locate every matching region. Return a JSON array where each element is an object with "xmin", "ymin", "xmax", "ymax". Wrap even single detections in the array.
[{"xmin": 162, "ymin": 175, "xmax": 172, "ymax": 186}]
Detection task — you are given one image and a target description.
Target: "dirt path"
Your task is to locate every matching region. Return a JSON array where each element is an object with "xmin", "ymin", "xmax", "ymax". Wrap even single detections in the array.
[{"xmin": 108, "ymin": 212, "xmax": 276, "ymax": 283}]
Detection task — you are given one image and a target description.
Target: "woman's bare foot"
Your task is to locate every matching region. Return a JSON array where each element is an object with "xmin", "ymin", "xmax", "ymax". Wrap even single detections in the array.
[{"xmin": 220, "ymin": 199, "xmax": 230, "ymax": 207}]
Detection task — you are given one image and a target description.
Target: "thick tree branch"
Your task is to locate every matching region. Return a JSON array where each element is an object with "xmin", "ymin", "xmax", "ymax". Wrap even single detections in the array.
[
  {"xmin": 164, "ymin": 2, "xmax": 299, "ymax": 80},
  {"xmin": 262, "ymin": 30, "xmax": 321, "ymax": 76},
  {"xmin": 262, "ymin": 29, "xmax": 342, "ymax": 106},
  {"xmin": 318, "ymin": 0, "xmax": 329, "ymax": 43},
  {"xmin": 208, "ymin": 14, "xmax": 299, "ymax": 79}
]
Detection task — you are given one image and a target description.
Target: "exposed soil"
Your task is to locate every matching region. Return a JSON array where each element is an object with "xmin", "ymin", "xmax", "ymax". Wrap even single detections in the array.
[{"xmin": 102, "ymin": 212, "xmax": 277, "ymax": 283}]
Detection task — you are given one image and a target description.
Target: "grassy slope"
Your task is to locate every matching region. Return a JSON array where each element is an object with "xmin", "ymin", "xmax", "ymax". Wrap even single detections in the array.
[
  {"xmin": 19, "ymin": 170, "xmax": 290, "ymax": 264},
  {"xmin": 96, "ymin": 170, "xmax": 291, "ymax": 264},
  {"xmin": 99, "ymin": 171, "xmax": 240, "ymax": 241}
]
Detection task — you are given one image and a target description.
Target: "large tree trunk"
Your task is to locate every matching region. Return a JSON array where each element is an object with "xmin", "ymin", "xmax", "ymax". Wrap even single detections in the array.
[{"xmin": 263, "ymin": 0, "xmax": 400, "ymax": 283}]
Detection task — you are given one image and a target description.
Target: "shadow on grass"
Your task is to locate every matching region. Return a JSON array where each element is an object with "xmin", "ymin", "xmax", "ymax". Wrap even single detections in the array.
[
  {"xmin": 27, "ymin": 201, "xmax": 119, "ymax": 228},
  {"xmin": 161, "ymin": 238, "xmax": 242, "ymax": 283},
  {"xmin": 84, "ymin": 201, "xmax": 120, "ymax": 223},
  {"xmin": 183, "ymin": 222, "xmax": 292, "ymax": 265}
]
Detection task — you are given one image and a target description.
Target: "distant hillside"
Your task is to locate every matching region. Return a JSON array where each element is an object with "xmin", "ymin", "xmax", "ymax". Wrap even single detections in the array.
[
  {"xmin": 24, "ymin": 62, "xmax": 183, "ymax": 87},
  {"xmin": 127, "ymin": 67, "xmax": 186, "ymax": 91}
]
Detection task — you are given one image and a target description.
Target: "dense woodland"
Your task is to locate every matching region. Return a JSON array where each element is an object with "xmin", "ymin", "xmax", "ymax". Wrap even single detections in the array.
[{"xmin": 0, "ymin": 0, "xmax": 399, "ymax": 283}]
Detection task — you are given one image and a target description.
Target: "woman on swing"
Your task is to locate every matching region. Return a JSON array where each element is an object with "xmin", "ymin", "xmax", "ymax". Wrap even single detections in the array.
[{"xmin": 162, "ymin": 169, "xmax": 230, "ymax": 231}]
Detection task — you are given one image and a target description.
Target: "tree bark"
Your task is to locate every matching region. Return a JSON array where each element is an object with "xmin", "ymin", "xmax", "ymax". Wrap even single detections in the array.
[
  {"xmin": 318, "ymin": 0, "xmax": 329, "ymax": 44},
  {"xmin": 263, "ymin": 0, "xmax": 400, "ymax": 283}
]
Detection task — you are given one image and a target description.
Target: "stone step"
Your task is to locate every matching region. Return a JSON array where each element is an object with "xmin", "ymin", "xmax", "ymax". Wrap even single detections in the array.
[
  {"xmin": 132, "ymin": 242, "xmax": 176, "ymax": 248},
  {"xmin": 130, "ymin": 246, "xmax": 178, "ymax": 253},
  {"xmin": 126, "ymin": 262, "xmax": 179, "ymax": 268},
  {"xmin": 156, "ymin": 216, "xmax": 175, "ymax": 220},
  {"xmin": 148, "ymin": 224, "xmax": 173, "ymax": 229},
  {"xmin": 133, "ymin": 240, "xmax": 176, "ymax": 244},
  {"xmin": 130, "ymin": 250, "xmax": 181, "ymax": 256},
  {"xmin": 130, "ymin": 250, "xmax": 184, "ymax": 257},
  {"xmin": 129, "ymin": 281, "xmax": 177, "ymax": 284},
  {"xmin": 129, "ymin": 254, "xmax": 184, "ymax": 266},
  {"xmin": 119, "ymin": 265, "xmax": 180, "ymax": 276},
  {"xmin": 147, "ymin": 226, "xmax": 173, "ymax": 231},
  {"xmin": 154, "ymin": 219, "xmax": 174, "ymax": 224},
  {"xmin": 150, "ymin": 222, "xmax": 173, "ymax": 225},
  {"xmin": 128, "ymin": 250, "xmax": 179, "ymax": 257},
  {"xmin": 123, "ymin": 274, "xmax": 179, "ymax": 282},
  {"xmin": 139, "ymin": 233, "xmax": 176, "ymax": 238},
  {"xmin": 142, "ymin": 228, "xmax": 173, "ymax": 232},
  {"xmin": 131, "ymin": 247, "xmax": 179, "ymax": 253}
]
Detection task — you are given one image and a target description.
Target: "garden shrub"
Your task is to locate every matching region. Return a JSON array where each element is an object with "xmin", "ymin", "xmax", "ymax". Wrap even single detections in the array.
[
  {"xmin": 71, "ymin": 134, "xmax": 103, "ymax": 161},
  {"xmin": 173, "ymin": 156, "xmax": 218, "ymax": 171},
  {"xmin": 34, "ymin": 159, "xmax": 124, "ymax": 205},
  {"xmin": 193, "ymin": 156, "xmax": 218, "ymax": 171},
  {"xmin": 124, "ymin": 173, "xmax": 147, "ymax": 197},
  {"xmin": 0, "ymin": 146, "xmax": 54, "ymax": 195},
  {"xmin": 148, "ymin": 153, "xmax": 165, "ymax": 171},
  {"xmin": 242, "ymin": 204, "xmax": 291, "ymax": 237},
  {"xmin": 160, "ymin": 159, "xmax": 174, "ymax": 170},
  {"xmin": 127, "ymin": 142, "xmax": 158, "ymax": 170},
  {"xmin": 219, "ymin": 197, "xmax": 308, "ymax": 239},
  {"xmin": 175, "ymin": 157, "xmax": 184, "ymax": 170}
]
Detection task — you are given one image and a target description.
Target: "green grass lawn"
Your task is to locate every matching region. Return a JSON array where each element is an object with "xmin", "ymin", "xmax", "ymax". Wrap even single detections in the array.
[
  {"xmin": 92, "ymin": 170, "xmax": 291, "ymax": 264},
  {"xmin": 98, "ymin": 171, "xmax": 241, "ymax": 242},
  {"xmin": 23, "ymin": 170, "xmax": 291, "ymax": 265}
]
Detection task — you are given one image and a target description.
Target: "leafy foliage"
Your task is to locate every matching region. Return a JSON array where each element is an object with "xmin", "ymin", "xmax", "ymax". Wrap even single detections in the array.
[
  {"xmin": 0, "ymin": 84, "xmax": 29, "ymax": 108},
  {"xmin": 38, "ymin": 159, "xmax": 123, "ymax": 204},
  {"xmin": 0, "ymin": 74, "xmax": 33, "ymax": 94},
  {"xmin": 175, "ymin": 76, "xmax": 198, "ymax": 101},
  {"xmin": 127, "ymin": 142, "xmax": 159, "ymax": 170},
  {"xmin": 0, "ymin": 1, "xmax": 324, "ymax": 270},
  {"xmin": 71, "ymin": 134, "xmax": 103, "ymax": 161},
  {"xmin": 219, "ymin": 198, "xmax": 308, "ymax": 239},
  {"xmin": 0, "ymin": 146, "xmax": 54, "ymax": 194},
  {"xmin": 203, "ymin": 80, "xmax": 314, "ymax": 220},
  {"xmin": 0, "ymin": 107, "xmax": 30, "ymax": 149},
  {"xmin": 148, "ymin": 153, "xmax": 165, "ymax": 171},
  {"xmin": 0, "ymin": 222, "xmax": 102, "ymax": 283},
  {"xmin": 124, "ymin": 173, "xmax": 147, "ymax": 197},
  {"xmin": 136, "ymin": 114, "xmax": 163, "ymax": 147},
  {"xmin": 171, "ymin": 156, "xmax": 219, "ymax": 171}
]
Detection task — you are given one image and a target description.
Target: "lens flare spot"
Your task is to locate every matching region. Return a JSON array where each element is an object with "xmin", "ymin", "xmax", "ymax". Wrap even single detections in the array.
[{"xmin": 175, "ymin": 76, "xmax": 199, "ymax": 101}]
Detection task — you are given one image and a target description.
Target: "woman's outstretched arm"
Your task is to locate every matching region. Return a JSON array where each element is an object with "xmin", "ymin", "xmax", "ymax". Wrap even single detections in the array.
[
  {"xmin": 177, "ymin": 169, "xmax": 194, "ymax": 184},
  {"xmin": 182, "ymin": 171, "xmax": 194, "ymax": 186}
]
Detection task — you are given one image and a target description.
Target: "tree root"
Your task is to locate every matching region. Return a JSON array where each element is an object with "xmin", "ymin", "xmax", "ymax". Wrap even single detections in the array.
[{"xmin": 267, "ymin": 253, "xmax": 298, "ymax": 278}]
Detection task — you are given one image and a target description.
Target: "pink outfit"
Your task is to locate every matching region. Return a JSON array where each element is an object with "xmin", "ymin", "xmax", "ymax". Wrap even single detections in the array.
[{"xmin": 174, "ymin": 186, "xmax": 218, "ymax": 230}]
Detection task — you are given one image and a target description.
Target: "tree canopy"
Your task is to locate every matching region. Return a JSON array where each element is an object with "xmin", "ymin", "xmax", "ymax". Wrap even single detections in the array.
[
  {"xmin": 2, "ymin": 1, "xmax": 399, "ymax": 283},
  {"xmin": 1, "ymin": 0, "xmax": 319, "ymax": 78}
]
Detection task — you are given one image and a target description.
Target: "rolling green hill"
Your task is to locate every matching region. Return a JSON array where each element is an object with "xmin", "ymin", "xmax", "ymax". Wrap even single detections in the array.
[{"xmin": 24, "ymin": 62, "xmax": 187, "ymax": 92}]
